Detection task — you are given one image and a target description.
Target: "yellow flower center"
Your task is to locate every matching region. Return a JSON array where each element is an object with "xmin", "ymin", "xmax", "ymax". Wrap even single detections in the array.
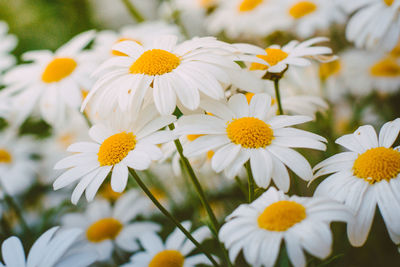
[
  {"xmin": 198, "ymin": 0, "xmax": 215, "ymax": 8},
  {"xmin": 41, "ymin": 58, "xmax": 77, "ymax": 83},
  {"xmin": 0, "ymin": 149, "xmax": 12, "ymax": 163},
  {"xmin": 384, "ymin": 0, "xmax": 394, "ymax": 6},
  {"xmin": 289, "ymin": 1, "xmax": 317, "ymax": 19},
  {"xmin": 319, "ymin": 60, "xmax": 341, "ymax": 80},
  {"xmin": 149, "ymin": 250, "xmax": 185, "ymax": 267},
  {"xmin": 100, "ymin": 183, "xmax": 123, "ymax": 201},
  {"xmin": 370, "ymin": 57, "xmax": 400, "ymax": 77},
  {"xmin": 250, "ymin": 48, "xmax": 289, "ymax": 71},
  {"xmin": 97, "ymin": 132, "xmax": 136, "ymax": 166},
  {"xmin": 353, "ymin": 147, "xmax": 400, "ymax": 184},
  {"xmin": 238, "ymin": 0, "xmax": 263, "ymax": 12},
  {"xmin": 207, "ymin": 150, "xmax": 214, "ymax": 159},
  {"xmin": 129, "ymin": 49, "xmax": 180, "ymax": 76},
  {"xmin": 258, "ymin": 200, "xmax": 306, "ymax": 231},
  {"xmin": 150, "ymin": 187, "xmax": 166, "ymax": 202},
  {"xmin": 86, "ymin": 218, "xmax": 123, "ymax": 243},
  {"xmin": 226, "ymin": 117, "xmax": 274, "ymax": 148},
  {"xmin": 112, "ymin": 37, "xmax": 142, "ymax": 57}
]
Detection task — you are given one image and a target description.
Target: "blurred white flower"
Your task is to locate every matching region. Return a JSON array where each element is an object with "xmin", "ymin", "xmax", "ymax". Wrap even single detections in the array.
[{"xmin": 0, "ymin": 21, "xmax": 17, "ymax": 74}]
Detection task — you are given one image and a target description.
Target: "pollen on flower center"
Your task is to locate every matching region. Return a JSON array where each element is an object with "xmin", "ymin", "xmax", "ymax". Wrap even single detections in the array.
[
  {"xmin": 129, "ymin": 49, "xmax": 180, "ymax": 76},
  {"xmin": 289, "ymin": 1, "xmax": 317, "ymax": 19},
  {"xmin": 258, "ymin": 200, "xmax": 306, "ymax": 231},
  {"xmin": 97, "ymin": 132, "xmax": 136, "ymax": 166},
  {"xmin": 148, "ymin": 250, "xmax": 185, "ymax": 267},
  {"xmin": 250, "ymin": 48, "xmax": 289, "ymax": 71},
  {"xmin": 319, "ymin": 60, "xmax": 341, "ymax": 80},
  {"xmin": 86, "ymin": 217, "xmax": 123, "ymax": 243},
  {"xmin": 41, "ymin": 57, "xmax": 77, "ymax": 83},
  {"xmin": 0, "ymin": 149, "xmax": 12, "ymax": 163},
  {"xmin": 238, "ymin": 0, "xmax": 263, "ymax": 12},
  {"xmin": 112, "ymin": 38, "xmax": 142, "ymax": 57},
  {"xmin": 353, "ymin": 147, "xmax": 400, "ymax": 184},
  {"xmin": 370, "ymin": 58, "xmax": 400, "ymax": 77},
  {"xmin": 384, "ymin": 0, "xmax": 394, "ymax": 6},
  {"xmin": 226, "ymin": 117, "xmax": 274, "ymax": 148}
]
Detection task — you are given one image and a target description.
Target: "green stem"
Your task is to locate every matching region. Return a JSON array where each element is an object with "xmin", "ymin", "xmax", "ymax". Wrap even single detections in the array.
[
  {"xmin": 120, "ymin": 0, "xmax": 145, "ymax": 22},
  {"xmin": 128, "ymin": 169, "xmax": 219, "ymax": 267},
  {"xmin": 274, "ymin": 79, "xmax": 284, "ymax": 115},
  {"xmin": 83, "ymin": 112, "xmax": 92, "ymax": 128},
  {"xmin": 245, "ymin": 161, "xmax": 255, "ymax": 203},
  {"xmin": 3, "ymin": 193, "xmax": 30, "ymax": 234},
  {"xmin": 168, "ymin": 124, "xmax": 233, "ymax": 267},
  {"xmin": 234, "ymin": 176, "xmax": 247, "ymax": 198}
]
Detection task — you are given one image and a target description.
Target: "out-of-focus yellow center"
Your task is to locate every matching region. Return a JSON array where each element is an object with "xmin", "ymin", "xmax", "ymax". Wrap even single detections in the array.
[
  {"xmin": 370, "ymin": 57, "xmax": 400, "ymax": 77},
  {"xmin": 238, "ymin": 0, "xmax": 263, "ymax": 12},
  {"xmin": 384, "ymin": 0, "xmax": 394, "ymax": 6},
  {"xmin": 86, "ymin": 218, "xmax": 123, "ymax": 243},
  {"xmin": 353, "ymin": 147, "xmax": 400, "ymax": 184},
  {"xmin": 258, "ymin": 200, "xmax": 306, "ymax": 231},
  {"xmin": 198, "ymin": 0, "xmax": 215, "ymax": 8},
  {"xmin": 148, "ymin": 250, "xmax": 185, "ymax": 267},
  {"xmin": 289, "ymin": 1, "xmax": 317, "ymax": 19},
  {"xmin": 319, "ymin": 60, "xmax": 341, "ymax": 80},
  {"xmin": 250, "ymin": 48, "xmax": 289, "ymax": 71},
  {"xmin": 97, "ymin": 132, "xmax": 136, "ymax": 166},
  {"xmin": 41, "ymin": 58, "xmax": 77, "ymax": 83},
  {"xmin": 186, "ymin": 134, "xmax": 204, "ymax": 141},
  {"xmin": 150, "ymin": 187, "xmax": 166, "ymax": 202},
  {"xmin": 129, "ymin": 49, "xmax": 180, "ymax": 76},
  {"xmin": 0, "ymin": 149, "xmax": 12, "ymax": 163},
  {"xmin": 112, "ymin": 37, "xmax": 142, "ymax": 56},
  {"xmin": 100, "ymin": 183, "xmax": 123, "ymax": 201},
  {"xmin": 390, "ymin": 42, "xmax": 400, "ymax": 57},
  {"xmin": 57, "ymin": 133, "xmax": 75, "ymax": 149},
  {"xmin": 226, "ymin": 117, "xmax": 273, "ymax": 148}
]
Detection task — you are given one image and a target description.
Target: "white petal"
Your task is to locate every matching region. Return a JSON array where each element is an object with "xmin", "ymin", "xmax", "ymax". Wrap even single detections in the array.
[
  {"xmin": 250, "ymin": 149, "xmax": 272, "ymax": 188},
  {"xmin": 378, "ymin": 118, "xmax": 400, "ymax": 148},
  {"xmin": 111, "ymin": 163, "xmax": 128, "ymax": 193}
]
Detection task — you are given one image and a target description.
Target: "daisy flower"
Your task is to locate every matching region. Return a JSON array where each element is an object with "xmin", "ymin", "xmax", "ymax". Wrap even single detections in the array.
[
  {"xmin": 219, "ymin": 187, "xmax": 353, "ymax": 267},
  {"xmin": 314, "ymin": 119, "xmax": 400, "ymax": 246},
  {"xmin": 61, "ymin": 191, "xmax": 159, "ymax": 261},
  {"xmin": 238, "ymin": 37, "xmax": 336, "ymax": 74},
  {"xmin": 82, "ymin": 35, "xmax": 243, "ymax": 115},
  {"xmin": 122, "ymin": 221, "xmax": 212, "ymax": 267},
  {"xmin": 338, "ymin": 0, "xmax": 400, "ymax": 51},
  {"xmin": 0, "ymin": 226, "xmax": 98, "ymax": 267},
  {"xmin": 207, "ymin": 0, "xmax": 288, "ymax": 39},
  {"xmin": 91, "ymin": 21, "xmax": 181, "ymax": 62},
  {"xmin": 1, "ymin": 30, "xmax": 95, "ymax": 126},
  {"xmin": 278, "ymin": 0, "xmax": 345, "ymax": 38},
  {"xmin": 176, "ymin": 93, "xmax": 327, "ymax": 191},
  {"xmin": 0, "ymin": 21, "xmax": 17, "ymax": 73},
  {"xmin": 53, "ymin": 104, "xmax": 176, "ymax": 204},
  {"xmin": 0, "ymin": 129, "xmax": 38, "ymax": 196}
]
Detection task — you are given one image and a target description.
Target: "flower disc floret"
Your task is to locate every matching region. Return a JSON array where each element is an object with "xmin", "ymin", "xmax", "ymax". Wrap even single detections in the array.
[
  {"xmin": 238, "ymin": 0, "xmax": 263, "ymax": 12},
  {"xmin": 258, "ymin": 200, "xmax": 306, "ymax": 231},
  {"xmin": 0, "ymin": 149, "xmax": 12, "ymax": 163},
  {"xmin": 353, "ymin": 147, "xmax": 400, "ymax": 184},
  {"xmin": 149, "ymin": 250, "xmax": 185, "ymax": 267},
  {"xmin": 86, "ymin": 217, "xmax": 123, "ymax": 243},
  {"xmin": 226, "ymin": 117, "xmax": 274, "ymax": 148},
  {"xmin": 41, "ymin": 57, "xmax": 77, "ymax": 83},
  {"xmin": 97, "ymin": 132, "xmax": 136, "ymax": 166},
  {"xmin": 289, "ymin": 1, "xmax": 317, "ymax": 19},
  {"xmin": 370, "ymin": 58, "xmax": 400, "ymax": 77},
  {"xmin": 129, "ymin": 49, "xmax": 180, "ymax": 76}
]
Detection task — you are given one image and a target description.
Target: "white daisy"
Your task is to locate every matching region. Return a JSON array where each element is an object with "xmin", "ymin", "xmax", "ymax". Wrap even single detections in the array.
[
  {"xmin": 0, "ymin": 129, "xmax": 38, "ymax": 196},
  {"xmin": 0, "ymin": 21, "xmax": 17, "ymax": 74},
  {"xmin": 82, "ymin": 35, "xmax": 243, "ymax": 115},
  {"xmin": 219, "ymin": 187, "xmax": 353, "ymax": 267},
  {"xmin": 0, "ymin": 30, "xmax": 95, "ymax": 126},
  {"xmin": 61, "ymin": 190, "xmax": 159, "ymax": 261},
  {"xmin": 176, "ymin": 93, "xmax": 327, "ymax": 191},
  {"xmin": 122, "ymin": 221, "xmax": 212, "ymax": 267},
  {"xmin": 340, "ymin": 49, "xmax": 400, "ymax": 96},
  {"xmin": 339, "ymin": 0, "xmax": 400, "ymax": 51},
  {"xmin": 207, "ymin": 0, "xmax": 288, "ymax": 39},
  {"xmin": 91, "ymin": 21, "xmax": 181, "ymax": 62},
  {"xmin": 314, "ymin": 119, "xmax": 400, "ymax": 246},
  {"xmin": 237, "ymin": 37, "xmax": 336, "ymax": 74},
  {"xmin": 278, "ymin": 0, "xmax": 346, "ymax": 38},
  {"xmin": 0, "ymin": 226, "xmax": 98, "ymax": 267},
  {"xmin": 53, "ymin": 104, "xmax": 176, "ymax": 204}
]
